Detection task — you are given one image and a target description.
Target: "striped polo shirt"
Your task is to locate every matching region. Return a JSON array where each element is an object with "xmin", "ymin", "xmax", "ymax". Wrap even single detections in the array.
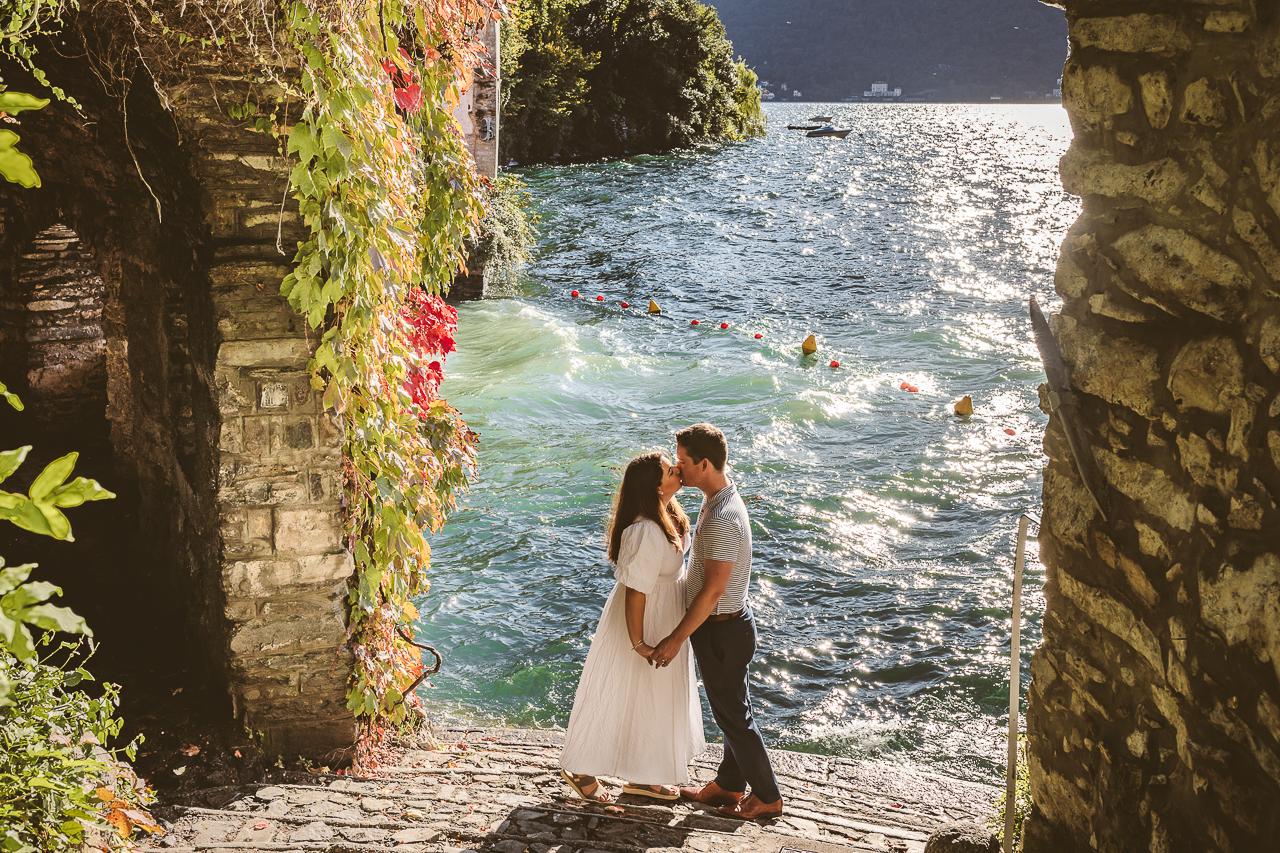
[{"xmin": 685, "ymin": 481, "xmax": 752, "ymax": 614}]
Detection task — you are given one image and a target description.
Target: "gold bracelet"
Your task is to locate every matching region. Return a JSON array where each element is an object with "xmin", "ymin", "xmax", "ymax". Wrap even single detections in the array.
[{"xmin": 632, "ymin": 639, "xmax": 646, "ymax": 650}]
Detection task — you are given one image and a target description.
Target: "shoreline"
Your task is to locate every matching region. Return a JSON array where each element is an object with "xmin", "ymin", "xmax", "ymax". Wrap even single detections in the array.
[{"xmin": 141, "ymin": 727, "xmax": 996, "ymax": 853}]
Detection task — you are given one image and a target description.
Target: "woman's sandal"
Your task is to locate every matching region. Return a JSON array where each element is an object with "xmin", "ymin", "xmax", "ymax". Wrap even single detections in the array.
[
  {"xmin": 561, "ymin": 770, "xmax": 612, "ymax": 803},
  {"xmin": 621, "ymin": 783, "xmax": 679, "ymax": 801}
]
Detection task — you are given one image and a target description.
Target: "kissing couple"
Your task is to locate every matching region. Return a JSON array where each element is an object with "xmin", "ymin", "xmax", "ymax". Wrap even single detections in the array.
[{"xmin": 557, "ymin": 423, "xmax": 784, "ymax": 821}]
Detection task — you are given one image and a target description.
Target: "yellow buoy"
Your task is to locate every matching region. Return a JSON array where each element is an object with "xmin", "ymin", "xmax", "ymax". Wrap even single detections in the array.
[
  {"xmin": 954, "ymin": 395, "xmax": 974, "ymax": 417},
  {"xmin": 648, "ymin": 300, "xmax": 661, "ymax": 314},
  {"xmin": 801, "ymin": 334, "xmax": 817, "ymax": 355}
]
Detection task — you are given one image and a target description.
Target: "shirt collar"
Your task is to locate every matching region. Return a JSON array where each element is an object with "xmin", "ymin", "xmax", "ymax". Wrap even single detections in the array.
[{"xmin": 704, "ymin": 480, "xmax": 735, "ymax": 510}]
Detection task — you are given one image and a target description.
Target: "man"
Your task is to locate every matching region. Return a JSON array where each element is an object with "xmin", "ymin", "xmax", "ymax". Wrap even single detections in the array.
[{"xmin": 649, "ymin": 423, "xmax": 783, "ymax": 821}]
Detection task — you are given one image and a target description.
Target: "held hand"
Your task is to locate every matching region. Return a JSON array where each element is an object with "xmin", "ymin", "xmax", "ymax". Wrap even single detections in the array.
[
  {"xmin": 649, "ymin": 635, "xmax": 682, "ymax": 669},
  {"xmin": 633, "ymin": 642, "xmax": 655, "ymax": 663}
]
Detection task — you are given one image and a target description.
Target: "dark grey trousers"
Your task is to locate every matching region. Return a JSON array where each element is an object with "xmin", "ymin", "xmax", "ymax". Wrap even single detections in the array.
[{"xmin": 690, "ymin": 605, "xmax": 782, "ymax": 804}]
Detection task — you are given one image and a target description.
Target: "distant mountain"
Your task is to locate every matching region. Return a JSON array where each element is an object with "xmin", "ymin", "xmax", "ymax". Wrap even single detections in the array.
[{"xmin": 707, "ymin": 0, "xmax": 1068, "ymax": 102}]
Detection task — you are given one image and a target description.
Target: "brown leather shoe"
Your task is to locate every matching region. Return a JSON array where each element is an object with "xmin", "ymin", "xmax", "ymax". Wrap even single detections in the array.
[
  {"xmin": 679, "ymin": 780, "xmax": 746, "ymax": 808},
  {"xmin": 717, "ymin": 794, "xmax": 783, "ymax": 821}
]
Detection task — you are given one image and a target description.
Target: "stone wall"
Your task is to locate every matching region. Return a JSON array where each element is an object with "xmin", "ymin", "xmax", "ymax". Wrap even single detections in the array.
[
  {"xmin": 1027, "ymin": 2, "xmax": 1280, "ymax": 851},
  {"xmin": 2, "ymin": 224, "xmax": 107, "ymax": 427},
  {"xmin": 166, "ymin": 70, "xmax": 357, "ymax": 758},
  {"xmin": 451, "ymin": 17, "xmax": 501, "ymax": 301}
]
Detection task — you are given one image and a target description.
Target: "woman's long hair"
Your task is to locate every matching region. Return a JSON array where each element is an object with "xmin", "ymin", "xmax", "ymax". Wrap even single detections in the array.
[{"xmin": 607, "ymin": 451, "xmax": 690, "ymax": 564}]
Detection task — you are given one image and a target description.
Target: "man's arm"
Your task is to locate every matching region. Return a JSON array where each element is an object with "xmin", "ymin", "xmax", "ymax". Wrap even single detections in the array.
[{"xmin": 649, "ymin": 558, "xmax": 732, "ymax": 667}]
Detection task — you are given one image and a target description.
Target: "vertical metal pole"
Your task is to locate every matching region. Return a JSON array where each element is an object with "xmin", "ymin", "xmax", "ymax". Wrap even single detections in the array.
[{"xmin": 1004, "ymin": 514, "xmax": 1029, "ymax": 853}]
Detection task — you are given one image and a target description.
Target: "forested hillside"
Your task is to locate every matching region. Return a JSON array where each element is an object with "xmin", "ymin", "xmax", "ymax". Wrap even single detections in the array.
[
  {"xmin": 708, "ymin": 0, "xmax": 1068, "ymax": 102},
  {"xmin": 500, "ymin": 0, "xmax": 765, "ymax": 163}
]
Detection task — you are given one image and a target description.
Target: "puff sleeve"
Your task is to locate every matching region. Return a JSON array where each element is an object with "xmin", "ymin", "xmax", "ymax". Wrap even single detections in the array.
[{"xmin": 613, "ymin": 520, "xmax": 666, "ymax": 595}]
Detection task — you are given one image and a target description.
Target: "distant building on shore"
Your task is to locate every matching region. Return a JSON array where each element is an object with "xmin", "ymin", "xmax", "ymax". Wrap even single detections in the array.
[{"xmin": 863, "ymin": 81, "xmax": 902, "ymax": 98}]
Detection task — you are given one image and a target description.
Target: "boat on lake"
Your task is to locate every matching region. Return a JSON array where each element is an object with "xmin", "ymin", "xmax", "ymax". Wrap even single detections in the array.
[
  {"xmin": 806, "ymin": 126, "xmax": 853, "ymax": 138},
  {"xmin": 808, "ymin": 115, "xmax": 834, "ymax": 122},
  {"xmin": 787, "ymin": 124, "xmax": 824, "ymax": 130}
]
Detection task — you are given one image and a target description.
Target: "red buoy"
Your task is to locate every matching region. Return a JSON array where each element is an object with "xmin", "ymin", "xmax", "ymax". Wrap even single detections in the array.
[
  {"xmin": 830, "ymin": 360, "xmax": 840, "ymax": 368},
  {"xmin": 596, "ymin": 295, "xmax": 604, "ymax": 301},
  {"xmin": 907, "ymin": 385, "xmax": 919, "ymax": 393},
  {"xmin": 1005, "ymin": 428, "xmax": 1016, "ymax": 435},
  {"xmin": 621, "ymin": 301, "xmax": 629, "ymax": 308},
  {"xmin": 754, "ymin": 333, "xmax": 763, "ymax": 339},
  {"xmin": 899, "ymin": 381, "xmax": 910, "ymax": 390},
  {"xmin": 720, "ymin": 322, "xmax": 730, "ymax": 329},
  {"xmin": 571, "ymin": 290, "xmax": 580, "ymax": 298},
  {"xmin": 691, "ymin": 319, "xmax": 700, "ymax": 325}
]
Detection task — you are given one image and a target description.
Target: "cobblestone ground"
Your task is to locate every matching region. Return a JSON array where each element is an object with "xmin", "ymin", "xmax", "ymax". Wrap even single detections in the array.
[{"xmin": 141, "ymin": 728, "xmax": 996, "ymax": 853}]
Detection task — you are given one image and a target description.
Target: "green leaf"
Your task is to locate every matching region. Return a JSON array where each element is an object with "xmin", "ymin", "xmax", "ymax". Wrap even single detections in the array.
[
  {"xmin": 0, "ymin": 129, "xmax": 40, "ymax": 188},
  {"xmin": 3, "ymin": 579, "xmax": 59, "ymax": 608},
  {"xmin": 4, "ymin": 499, "xmax": 54, "ymax": 538},
  {"xmin": 287, "ymin": 123, "xmax": 319, "ymax": 165},
  {"xmin": 0, "ymin": 380, "xmax": 22, "ymax": 412},
  {"xmin": 29, "ymin": 453, "xmax": 77, "ymax": 500},
  {"xmin": 48, "ymin": 477, "xmax": 115, "ymax": 508},
  {"xmin": 0, "ymin": 447, "xmax": 30, "ymax": 484},
  {"xmin": 0, "ymin": 93, "xmax": 50, "ymax": 115},
  {"xmin": 36, "ymin": 502, "xmax": 71, "ymax": 540},
  {"xmin": 20, "ymin": 604, "xmax": 90, "ymax": 636},
  {"xmin": 0, "ymin": 561, "xmax": 35, "ymax": 596}
]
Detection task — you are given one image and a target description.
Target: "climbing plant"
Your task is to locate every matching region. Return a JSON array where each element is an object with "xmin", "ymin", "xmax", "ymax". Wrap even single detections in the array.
[{"xmin": 273, "ymin": 0, "xmax": 493, "ymax": 762}]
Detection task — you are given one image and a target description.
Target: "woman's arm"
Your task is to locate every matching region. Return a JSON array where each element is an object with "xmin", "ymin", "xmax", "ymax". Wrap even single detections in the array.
[{"xmin": 624, "ymin": 587, "xmax": 653, "ymax": 659}]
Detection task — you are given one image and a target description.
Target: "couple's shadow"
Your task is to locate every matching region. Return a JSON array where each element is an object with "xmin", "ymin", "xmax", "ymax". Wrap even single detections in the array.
[{"xmin": 492, "ymin": 792, "xmax": 757, "ymax": 853}]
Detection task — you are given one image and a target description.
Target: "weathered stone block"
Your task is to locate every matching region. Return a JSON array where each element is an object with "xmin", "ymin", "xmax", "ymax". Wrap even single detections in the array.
[
  {"xmin": 1087, "ymin": 293, "xmax": 1161, "ymax": 323},
  {"xmin": 219, "ymin": 418, "xmax": 245, "ymax": 454},
  {"xmin": 1167, "ymin": 337, "xmax": 1244, "ymax": 415},
  {"xmin": 217, "ymin": 338, "xmax": 312, "ymax": 369},
  {"xmin": 230, "ymin": 613, "xmax": 346, "ymax": 655},
  {"xmin": 1058, "ymin": 318, "xmax": 1161, "ymax": 419},
  {"xmin": 1095, "ymin": 448, "xmax": 1195, "ymax": 531},
  {"xmin": 1042, "ymin": 466, "xmax": 1099, "ymax": 552},
  {"xmin": 260, "ymin": 382, "xmax": 289, "ymax": 408},
  {"xmin": 1205, "ymin": 12, "xmax": 1251, "ymax": 34},
  {"xmin": 1228, "ymin": 494, "xmax": 1263, "ymax": 529},
  {"xmin": 1057, "ymin": 570, "xmax": 1163, "ymax": 675},
  {"xmin": 1061, "ymin": 63, "xmax": 1132, "ymax": 128},
  {"xmin": 259, "ymin": 595, "xmax": 342, "ymax": 620},
  {"xmin": 1259, "ymin": 316, "xmax": 1280, "ymax": 374},
  {"xmin": 1190, "ymin": 178, "xmax": 1226, "ymax": 215},
  {"xmin": 1201, "ymin": 554, "xmax": 1280, "ymax": 685},
  {"xmin": 1177, "ymin": 432, "xmax": 1238, "ymax": 494},
  {"xmin": 1181, "ymin": 78, "xmax": 1229, "ymax": 127},
  {"xmin": 1112, "ymin": 224, "xmax": 1249, "ymax": 321},
  {"xmin": 225, "ymin": 597, "xmax": 258, "ymax": 622},
  {"xmin": 216, "ymin": 373, "xmax": 255, "ymax": 416},
  {"xmin": 1059, "ymin": 147, "xmax": 1186, "ymax": 205},
  {"xmin": 1095, "ymin": 532, "xmax": 1158, "ymax": 607},
  {"xmin": 224, "ymin": 552, "xmax": 352, "ymax": 597},
  {"xmin": 1073, "ymin": 15, "xmax": 1190, "ymax": 53},
  {"xmin": 1055, "ymin": 252, "xmax": 1090, "ymax": 300},
  {"xmin": 239, "ymin": 416, "xmax": 268, "ymax": 454},
  {"xmin": 275, "ymin": 509, "xmax": 344, "ymax": 554},
  {"xmin": 284, "ymin": 419, "xmax": 316, "ymax": 450}
]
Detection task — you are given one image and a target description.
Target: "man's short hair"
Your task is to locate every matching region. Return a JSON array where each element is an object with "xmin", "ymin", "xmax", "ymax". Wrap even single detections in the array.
[{"xmin": 676, "ymin": 423, "xmax": 728, "ymax": 471}]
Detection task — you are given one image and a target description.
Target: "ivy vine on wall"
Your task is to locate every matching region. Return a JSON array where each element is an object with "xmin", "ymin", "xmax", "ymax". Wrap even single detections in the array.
[{"xmin": 275, "ymin": 0, "xmax": 497, "ymax": 760}]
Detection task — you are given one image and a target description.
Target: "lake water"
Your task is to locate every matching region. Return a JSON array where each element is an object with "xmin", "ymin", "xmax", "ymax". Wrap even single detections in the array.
[{"xmin": 418, "ymin": 102, "xmax": 1077, "ymax": 784}]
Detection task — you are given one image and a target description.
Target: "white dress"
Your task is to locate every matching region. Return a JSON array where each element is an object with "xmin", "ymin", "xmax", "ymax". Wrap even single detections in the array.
[{"xmin": 559, "ymin": 519, "xmax": 706, "ymax": 784}]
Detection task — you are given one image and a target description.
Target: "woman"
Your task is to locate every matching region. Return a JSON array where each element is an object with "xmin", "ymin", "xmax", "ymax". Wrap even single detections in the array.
[{"xmin": 559, "ymin": 451, "xmax": 706, "ymax": 802}]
